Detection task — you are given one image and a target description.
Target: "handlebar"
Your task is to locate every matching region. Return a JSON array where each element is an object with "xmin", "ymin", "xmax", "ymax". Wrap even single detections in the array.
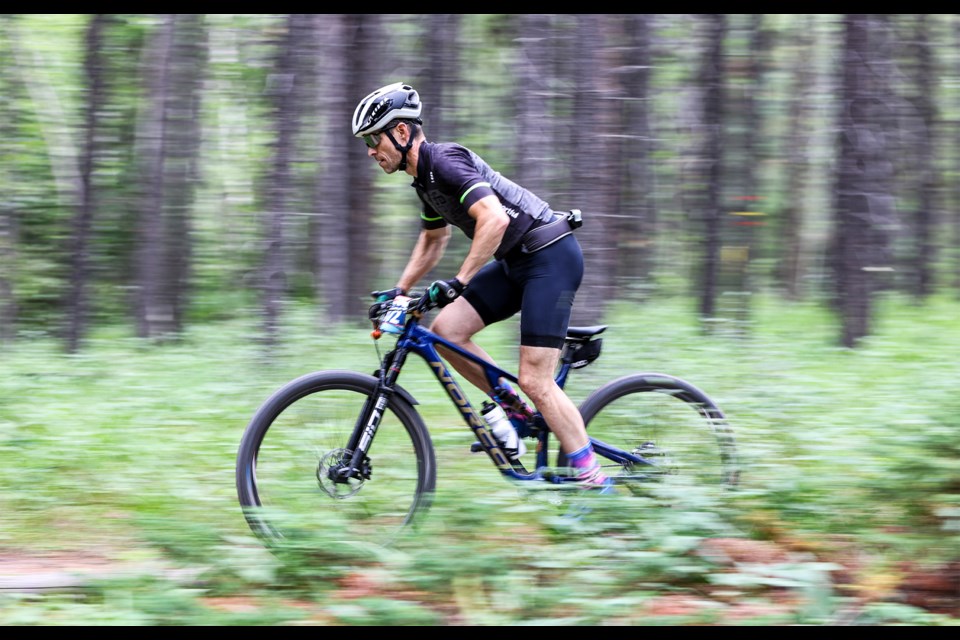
[
  {"xmin": 407, "ymin": 290, "xmax": 436, "ymax": 314},
  {"xmin": 369, "ymin": 288, "xmax": 435, "ymax": 313},
  {"xmin": 368, "ymin": 289, "xmax": 435, "ymax": 339}
]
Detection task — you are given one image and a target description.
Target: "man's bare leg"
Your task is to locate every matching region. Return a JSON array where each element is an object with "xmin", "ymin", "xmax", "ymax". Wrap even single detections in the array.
[
  {"xmin": 519, "ymin": 345, "xmax": 611, "ymax": 487},
  {"xmin": 429, "ymin": 296, "xmax": 499, "ymax": 393},
  {"xmin": 432, "ymin": 299, "xmax": 611, "ymax": 488},
  {"xmin": 517, "ymin": 345, "xmax": 587, "ymax": 452}
]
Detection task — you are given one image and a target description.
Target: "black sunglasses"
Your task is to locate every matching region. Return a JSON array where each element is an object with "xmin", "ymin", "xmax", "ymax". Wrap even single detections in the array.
[
  {"xmin": 361, "ymin": 122, "xmax": 402, "ymax": 149},
  {"xmin": 362, "ymin": 131, "xmax": 383, "ymax": 149}
]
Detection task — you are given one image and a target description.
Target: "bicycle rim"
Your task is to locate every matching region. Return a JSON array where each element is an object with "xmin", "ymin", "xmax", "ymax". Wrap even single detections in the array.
[
  {"xmin": 578, "ymin": 374, "xmax": 738, "ymax": 494},
  {"xmin": 238, "ymin": 374, "xmax": 434, "ymax": 548}
]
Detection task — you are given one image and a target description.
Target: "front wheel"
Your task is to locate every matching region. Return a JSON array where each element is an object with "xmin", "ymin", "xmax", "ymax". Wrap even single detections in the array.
[
  {"xmin": 561, "ymin": 373, "xmax": 738, "ymax": 492},
  {"xmin": 236, "ymin": 370, "xmax": 436, "ymax": 548}
]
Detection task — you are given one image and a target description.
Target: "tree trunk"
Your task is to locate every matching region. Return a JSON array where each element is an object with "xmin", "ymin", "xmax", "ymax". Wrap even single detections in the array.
[
  {"xmin": 163, "ymin": 14, "xmax": 207, "ymax": 335},
  {"xmin": 0, "ymin": 206, "xmax": 14, "ymax": 346},
  {"xmin": 312, "ymin": 15, "xmax": 352, "ymax": 324},
  {"xmin": 698, "ymin": 14, "xmax": 726, "ymax": 321},
  {"xmin": 550, "ymin": 16, "xmax": 577, "ymax": 206},
  {"xmin": 0, "ymin": 17, "xmax": 19, "ymax": 345},
  {"xmin": 781, "ymin": 19, "xmax": 813, "ymax": 301},
  {"xmin": 912, "ymin": 14, "xmax": 936, "ymax": 298},
  {"xmin": 133, "ymin": 15, "xmax": 206, "ymax": 341},
  {"xmin": 64, "ymin": 15, "xmax": 107, "ymax": 353},
  {"xmin": 617, "ymin": 13, "xmax": 656, "ymax": 296},
  {"xmin": 569, "ymin": 14, "xmax": 619, "ymax": 326},
  {"xmin": 513, "ymin": 14, "xmax": 553, "ymax": 197},
  {"xmin": 720, "ymin": 14, "xmax": 767, "ymax": 332},
  {"xmin": 134, "ymin": 15, "xmax": 175, "ymax": 339},
  {"xmin": 314, "ymin": 14, "xmax": 381, "ymax": 324},
  {"xmin": 833, "ymin": 14, "xmax": 896, "ymax": 348},
  {"xmin": 420, "ymin": 14, "xmax": 462, "ymax": 144},
  {"xmin": 260, "ymin": 14, "xmax": 311, "ymax": 346},
  {"xmin": 341, "ymin": 14, "xmax": 381, "ymax": 322},
  {"xmin": 955, "ymin": 16, "xmax": 960, "ymax": 296}
]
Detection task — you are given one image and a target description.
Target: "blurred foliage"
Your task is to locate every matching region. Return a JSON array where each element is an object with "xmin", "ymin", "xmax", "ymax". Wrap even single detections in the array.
[
  {"xmin": 1, "ymin": 292, "xmax": 958, "ymax": 624},
  {"xmin": 1, "ymin": 13, "xmax": 959, "ymax": 625},
  {"xmin": 1, "ymin": 14, "xmax": 958, "ymax": 346}
]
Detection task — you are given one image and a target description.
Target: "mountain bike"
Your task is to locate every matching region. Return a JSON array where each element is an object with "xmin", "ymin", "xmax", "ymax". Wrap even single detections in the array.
[{"xmin": 236, "ymin": 290, "xmax": 738, "ymax": 547}]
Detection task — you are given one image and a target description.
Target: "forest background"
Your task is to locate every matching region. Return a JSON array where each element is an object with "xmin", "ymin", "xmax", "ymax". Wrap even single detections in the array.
[{"xmin": 0, "ymin": 14, "xmax": 958, "ymax": 625}]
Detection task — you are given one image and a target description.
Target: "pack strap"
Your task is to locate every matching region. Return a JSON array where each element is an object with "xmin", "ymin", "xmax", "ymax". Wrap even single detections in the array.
[{"xmin": 519, "ymin": 209, "xmax": 583, "ymax": 254}]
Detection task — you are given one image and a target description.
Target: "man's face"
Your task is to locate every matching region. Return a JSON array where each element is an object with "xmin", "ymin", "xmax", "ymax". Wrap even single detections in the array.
[{"xmin": 364, "ymin": 124, "xmax": 402, "ymax": 174}]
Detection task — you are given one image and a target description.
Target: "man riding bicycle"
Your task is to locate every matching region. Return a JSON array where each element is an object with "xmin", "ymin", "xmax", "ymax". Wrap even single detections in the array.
[{"xmin": 353, "ymin": 81, "xmax": 612, "ymax": 491}]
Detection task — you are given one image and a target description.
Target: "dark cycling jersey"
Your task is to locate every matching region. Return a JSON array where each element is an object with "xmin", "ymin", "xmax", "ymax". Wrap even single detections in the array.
[{"xmin": 411, "ymin": 141, "xmax": 555, "ymax": 259}]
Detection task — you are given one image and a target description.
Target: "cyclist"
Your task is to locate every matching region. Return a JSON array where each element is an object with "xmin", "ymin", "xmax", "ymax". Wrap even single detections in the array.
[{"xmin": 353, "ymin": 82, "xmax": 612, "ymax": 491}]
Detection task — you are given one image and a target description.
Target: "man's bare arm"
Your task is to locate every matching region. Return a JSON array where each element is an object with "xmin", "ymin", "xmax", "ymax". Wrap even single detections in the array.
[
  {"xmin": 396, "ymin": 226, "xmax": 451, "ymax": 293},
  {"xmin": 456, "ymin": 194, "xmax": 509, "ymax": 285}
]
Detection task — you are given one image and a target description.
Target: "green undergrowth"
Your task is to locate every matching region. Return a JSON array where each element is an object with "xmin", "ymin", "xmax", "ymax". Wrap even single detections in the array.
[{"xmin": 0, "ymin": 292, "xmax": 957, "ymax": 625}]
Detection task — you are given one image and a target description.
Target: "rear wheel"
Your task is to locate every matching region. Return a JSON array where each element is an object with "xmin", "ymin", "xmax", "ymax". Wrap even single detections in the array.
[{"xmin": 560, "ymin": 373, "xmax": 738, "ymax": 492}]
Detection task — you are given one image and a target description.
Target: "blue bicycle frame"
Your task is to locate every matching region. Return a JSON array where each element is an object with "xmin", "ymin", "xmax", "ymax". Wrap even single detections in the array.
[{"xmin": 368, "ymin": 308, "xmax": 650, "ymax": 485}]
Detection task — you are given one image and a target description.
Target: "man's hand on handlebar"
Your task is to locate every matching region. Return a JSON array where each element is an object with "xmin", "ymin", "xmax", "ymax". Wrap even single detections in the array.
[
  {"xmin": 427, "ymin": 277, "xmax": 465, "ymax": 308},
  {"xmin": 368, "ymin": 287, "xmax": 407, "ymax": 321}
]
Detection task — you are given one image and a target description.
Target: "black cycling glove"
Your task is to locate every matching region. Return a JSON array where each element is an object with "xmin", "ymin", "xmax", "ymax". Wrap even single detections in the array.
[
  {"xmin": 372, "ymin": 287, "xmax": 406, "ymax": 302},
  {"xmin": 428, "ymin": 278, "xmax": 465, "ymax": 308}
]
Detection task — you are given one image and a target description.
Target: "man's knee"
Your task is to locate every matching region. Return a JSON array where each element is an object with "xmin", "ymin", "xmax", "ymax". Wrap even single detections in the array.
[
  {"xmin": 518, "ymin": 370, "xmax": 554, "ymax": 402},
  {"xmin": 518, "ymin": 346, "xmax": 562, "ymax": 401}
]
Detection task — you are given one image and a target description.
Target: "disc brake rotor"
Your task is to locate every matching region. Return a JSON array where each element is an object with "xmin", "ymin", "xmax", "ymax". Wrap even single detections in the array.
[{"xmin": 316, "ymin": 448, "xmax": 368, "ymax": 498}]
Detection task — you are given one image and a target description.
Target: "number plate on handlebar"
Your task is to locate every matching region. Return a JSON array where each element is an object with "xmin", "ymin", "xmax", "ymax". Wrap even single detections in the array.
[{"xmin": 380, "ymin": 296, "xmax": 411, "ymax": 334}]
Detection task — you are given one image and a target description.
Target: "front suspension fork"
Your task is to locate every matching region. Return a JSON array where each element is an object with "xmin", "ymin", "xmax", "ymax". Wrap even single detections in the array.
[{"xmin": 334, "ymin": 347, "xmax": 409, "ymax": 483}]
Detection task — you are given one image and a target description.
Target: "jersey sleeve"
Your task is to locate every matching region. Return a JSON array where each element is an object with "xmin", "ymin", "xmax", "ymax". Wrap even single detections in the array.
[
  {"xmin": 437, "ymin": 145, "xmax": 497, "ymax": 210},
  {"xmin": 417, "ymin": 191, "xmax": 447, "ymax": 230}
]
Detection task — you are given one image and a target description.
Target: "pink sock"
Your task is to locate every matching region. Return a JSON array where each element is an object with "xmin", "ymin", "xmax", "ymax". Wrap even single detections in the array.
[{"xmin": 568, "ymin": 444, "xmax": 609, "ymax": 484}]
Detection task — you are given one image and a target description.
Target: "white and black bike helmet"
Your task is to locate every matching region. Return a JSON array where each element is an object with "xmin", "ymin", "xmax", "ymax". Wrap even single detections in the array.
[
  {"xmin": 352, "ymin": 82, "xmax": 422, "ymax": 136},
  {"xmin": 352, "ymin": 82, "xmax": 422, "ymax": 170}
]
